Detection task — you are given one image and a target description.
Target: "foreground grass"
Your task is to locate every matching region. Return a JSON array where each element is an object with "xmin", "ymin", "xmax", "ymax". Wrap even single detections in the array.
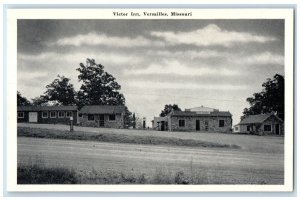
[
  {"xmin": 18, "ymin": 164, "xmax": 77, "ymax": 184},
  {"xmin": 18, "ymin": 164, "xmax": 273, "ymax": 184},
  {"xmin": 18, "ymin": 127, "xmax": 240, "ymax": 149}
]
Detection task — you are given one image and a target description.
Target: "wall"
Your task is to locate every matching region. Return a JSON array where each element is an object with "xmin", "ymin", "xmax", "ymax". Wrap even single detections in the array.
[
  {"xmin": 79, "ymin": 113, "xmax": 124, "ymax": 128},
  {"xmin": 237, "ymin": 116, "xmax": 284, "ymax": 135},
  {"xmin": 153, "ymin": 117, "xmax": 168, "ymax": 131},
  {"xmin": 17, "ymin": 111, "xmax": 29, "ymax": 123},
  {"xmin": 169, "ymin": 116, "xmax": 232, "ymax": 133},
  {"xmin": 238, "ymin": 124, "xmax": 250, "ymax": 134},
  {"xmin": 17, "ymin": 110, "xmax": 77, "ymax": 125},
  {"xmin": 257, "ymin": 115, "xmax": 283, "ymax": 135},
  {"xmin": 233, "ymin": 125, "xmax": 240, "ymax": 133}
]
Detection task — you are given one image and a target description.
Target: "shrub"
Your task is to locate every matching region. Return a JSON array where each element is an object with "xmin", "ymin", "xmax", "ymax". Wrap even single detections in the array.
[{"xmin": 17, "ymin": 164, "xmax": 77, "ymax": 184}]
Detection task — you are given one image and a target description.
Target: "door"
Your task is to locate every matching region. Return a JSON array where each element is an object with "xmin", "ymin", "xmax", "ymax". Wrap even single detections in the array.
[
  {"xmin": 29, "ymin": 112, "xmax": 38, "ymax": 123},
  {"xmin": 99, "ymin": 114, "xmax": 104, "ymax": 127},
  {"xmin": 196, "ymin": 120, "xmax": 200, "ymax": 131},
  {"xmin": 161, "ymin": 121, "xmax": 165, "ymax": 131},
  {"xmin": 275, "ymin": 124, "xmax": 280, "ymax": 135},
  {"xmin": 205, "ymin": 120, "xmax": 209, "ymax": 131}
]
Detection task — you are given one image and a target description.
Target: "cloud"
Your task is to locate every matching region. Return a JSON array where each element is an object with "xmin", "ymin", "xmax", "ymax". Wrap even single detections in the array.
[
  {"xmin": 18, "ymin": 51, "xmax": 142, "ymax": 65},
  {"xmin": 147, "ymin": 50, "xmax": 284, "ymax": 66},
  {"xmin": 128, "ymin": 80, "xmax": 247, "ymax": 91},
  {"xmin": 234, "ymin": 52, "xmax": 284, "ymax": 66},
  {"xmin": 147, "ymin": 50, "xmax": 230, "ymax": 59},
  {"xmin": 125, "ymin": 60, "xmax": 239, "ymax": 76},
  {"xmin": 49, "ymin": 32, "xmax": 164, "ymax": 47},
  {"xmin": 151, "ymin": 24, "xmax": 277, "ymax": 47},
  {"xmin": 18, "ymin": 71, "xmax": 49, "ymax": 82}
]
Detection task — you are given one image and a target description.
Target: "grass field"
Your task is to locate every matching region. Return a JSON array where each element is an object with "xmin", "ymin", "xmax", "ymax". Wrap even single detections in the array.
[
  {"xmin": 17, "ymin": 123, "xmax": 284, "ymax": 184},
  {"xmin": 18, "ymin": 123, "xmax": 284, "ymax": 154},
  {"xmin": 18, "ymin": 127, "xmax": 240, "ymax": 149}
]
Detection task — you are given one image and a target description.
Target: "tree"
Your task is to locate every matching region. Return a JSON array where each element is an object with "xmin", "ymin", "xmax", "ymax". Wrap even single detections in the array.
[
  {"xmin": 31, "ymin": 96, "xmax": 49, "ymax": 106},
  {"xmin": 123, "ymin": 106, "xmax": 133, "ymax": 128},
  {"xmin": 17, "ymin": 91, "xmax": 31, "ymax": 106},
  {"xmin": 160, "ymin": 104, "xmax": 181, "ymax": 117},
  {"xmin": 76, "ymin": 58, "xmax": 125, "ymax": 108},
  {"xmin": 43, "ymin": 75, "xmax": 76, "ymax": 105},
  {"xmin": 132, "ymin": 113, "xmax": 136, "ymax": 129},
  {"xmin": 76, "ymin": 58, "xmax": 132, "ymax": 128},
  {"xmin": 242, "ymin": 74, "xmax": 284, "ymax": 120}
]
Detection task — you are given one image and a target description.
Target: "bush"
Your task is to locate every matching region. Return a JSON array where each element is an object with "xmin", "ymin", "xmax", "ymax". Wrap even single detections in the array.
[
  {"xmin": 174, "ymin": 171, "xmax": 190, "ymax": 184},
  {"xmin": 17, "ymin": 164, "xmax": 77, "ymax": 184}
]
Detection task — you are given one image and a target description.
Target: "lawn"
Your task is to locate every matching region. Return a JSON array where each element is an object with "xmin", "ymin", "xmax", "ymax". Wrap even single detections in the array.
[
  {"xmin": 18, "ymin": 123, "xmax": 284, "ymax": 154},
  {"xmin": 17, "ymin": 126, "xmax": 241, "ymax": 149},
  {"xmin": 17, "ymin": 124, "xmax": 284, "ymax": 184}
]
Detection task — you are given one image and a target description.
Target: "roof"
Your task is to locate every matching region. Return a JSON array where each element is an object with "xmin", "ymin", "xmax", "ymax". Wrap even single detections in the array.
[
  {"xmin": 79, "ymin": 105, "xmax": 126, "ymax": 114},
  {"xmin": 187, "ymin": 106, "xmax": 218, "ymax": 112},
  {"xmin": 17, "ymin": 105, "xmax": 78, "ymax": 111},
  {"xmin": 238, "ymin": 113, "xmax": 283, "ymax": 125},
  {"xmin": 169, "ymin": 110, "xmax": 232, "ymax": 117}
]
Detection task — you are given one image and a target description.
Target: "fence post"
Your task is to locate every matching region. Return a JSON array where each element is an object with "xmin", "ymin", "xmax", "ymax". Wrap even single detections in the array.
[{"xmin": 70, "ymin": 116, "xmax": 74, "ymax": 132}]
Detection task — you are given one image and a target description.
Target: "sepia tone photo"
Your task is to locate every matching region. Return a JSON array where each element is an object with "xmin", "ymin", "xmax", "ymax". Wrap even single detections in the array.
[{"xmin": 7, "ymin": 8, "xmax": 294, "ymax": 191}]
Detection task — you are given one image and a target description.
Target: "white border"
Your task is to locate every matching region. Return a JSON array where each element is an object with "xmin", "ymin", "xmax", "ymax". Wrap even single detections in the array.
[{"xmin": 6, "ymin": 8, "xmax": 294, "ymax": 192}]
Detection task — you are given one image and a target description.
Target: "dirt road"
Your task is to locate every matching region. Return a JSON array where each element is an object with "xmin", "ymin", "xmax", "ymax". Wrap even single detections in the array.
[{"xmin": 18, "ymin": 137, "xmax": 284, "ymax": 184}]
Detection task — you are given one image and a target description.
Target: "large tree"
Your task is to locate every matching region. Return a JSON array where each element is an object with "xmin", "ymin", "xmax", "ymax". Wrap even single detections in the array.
[
  {"xmin": 77, "ymin": 58, "xmax": 133, "ymax": 127},
  {"xmin": 76, "ymin": 58, "xmax": 125, "ymax": 107},
  {"xmin": 43, "ymin": 75, "xmax": 76, "ymax": 105},
  {"xmin": 160, "ymin": 104, "xmax": 181, "ymax": 117},
  {"xmin": 242, "ymin": 74, "xmax": 284, "ymax": 120},
  {"xmin": 17, "ymin": 91, "xmax": 31, "ymax": 106}
]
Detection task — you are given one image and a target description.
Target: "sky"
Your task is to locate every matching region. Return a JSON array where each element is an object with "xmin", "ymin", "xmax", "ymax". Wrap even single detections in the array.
[{"xmin": 17, "ymin": 19, "xmax": 284, "ymax": 126}]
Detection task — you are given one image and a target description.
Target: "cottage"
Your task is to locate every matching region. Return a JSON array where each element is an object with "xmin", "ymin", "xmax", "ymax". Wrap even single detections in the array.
[
  {"xmin": 153, "ymin": 106, "xmax": 232, "ymax": 133},
  {"xmin": 78, "ymin": 105, "xmax": 125, "ymax": 128},
  {"xmin": 17, "ymin": 105, "xmax": 78, "ymax": 124},
  {"xmin": 233, "ymin": 113, "xmax": 283, "ymax": 135}
]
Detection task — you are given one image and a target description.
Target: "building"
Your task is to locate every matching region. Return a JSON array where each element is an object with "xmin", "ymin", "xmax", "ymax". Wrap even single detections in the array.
[
  {"xmin": 17, "ymin": 105, "xmax": 78, "ymax": 124},
  {"xmin": 153, "ymin": 106, "xmax": 232, "ymax": 133},
  {"xmin": 78, "ymin": 105, "xmax": 125, "ymax": 128},
  {"xmin": 233, "ymin": 113, "xmax": 283, "ymax": 135},
  {"xmin": 152, "ymin": 116, "xmax": 169, "ymax": 131}
]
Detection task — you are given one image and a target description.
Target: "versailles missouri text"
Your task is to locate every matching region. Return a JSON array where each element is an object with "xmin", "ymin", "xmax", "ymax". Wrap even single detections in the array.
[{"xmin": 113, "ymin": 11, "xmax": 193, "ymax": 17}]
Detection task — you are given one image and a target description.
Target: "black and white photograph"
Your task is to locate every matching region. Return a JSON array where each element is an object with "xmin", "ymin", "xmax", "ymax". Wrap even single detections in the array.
[{"xmin": 6, "ymin": 8, "xmax": 294, "ymax": 191}]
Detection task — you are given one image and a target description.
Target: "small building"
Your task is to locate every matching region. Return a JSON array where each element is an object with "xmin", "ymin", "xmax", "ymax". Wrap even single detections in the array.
[
  {"xmin": 17, "ymin": 105, "xmax": 78, "ymax": 124},
  {"xmin": 233, "ymin": 113, "xmax": 283, "ymax": 135},
  {"xmin": 153, "ymin": 106, "xmax": 232, "ymax": 133},
  {"xmin": 78, "ymin": 105, "xmax": 125, "ymax": 128},
  {"xmin": 153, "ymin": 116, "xmax": 169, "ymax": 131}
]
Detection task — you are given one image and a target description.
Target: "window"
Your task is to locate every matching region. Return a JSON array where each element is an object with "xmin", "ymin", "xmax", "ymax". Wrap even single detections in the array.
[
  {"xmin": 235, "ymin": 126, "xmax": 238, "ymax": 131},
  {"xmin": 109, "ymin": 114, "xmax": 116, "ymax": 121},
  {"xmin": 50, "ymin": 111, "xmax": 56, "ymax": 118},
  {"xmin": 264, "ymin": 125, "xmax": 272, "ymax": 132},
  {"xmin": 88, "ymin": 114, "xmax": 95, "ymax": 121},
  {"xmin": 58, "ymin": 111, "xmax": 65, "ymax": 118},
  {"xmin": 219, "ymin": 120, "xmax": 225, "ymax": 127},
  {"xmin": 42, "ymin": 112, "xmax": 48, "ymax": 118},
  {"xmin": 18, "ymin": 112, "xmax": 24, "ymax": 118},
  {"xmin": 78, "ymin": 113, "xmax": 82, "ymax": 117},
  {"xmin": 179, "ymin": 120, "xmax": 185, "ymax": 127},
  {"xmin": 66, "ymin": 111, "xmax": 73, "ymax": 118}
]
